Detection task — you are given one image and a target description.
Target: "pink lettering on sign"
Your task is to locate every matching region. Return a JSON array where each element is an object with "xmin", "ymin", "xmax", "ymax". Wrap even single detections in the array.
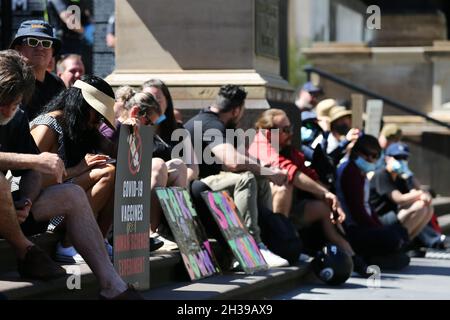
[{"xmin": 207, "ymin": 192, "xmax": 228, "ymax": 229}]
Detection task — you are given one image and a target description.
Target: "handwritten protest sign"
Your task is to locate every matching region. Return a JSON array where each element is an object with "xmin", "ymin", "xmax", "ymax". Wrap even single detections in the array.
[
  {"xmin": 201, "ymin": 191, "xmax": 268, "ymax": 274},
  {"xmin": 156, "ymin": 187, "xmax": 221, "ymax": 281}
]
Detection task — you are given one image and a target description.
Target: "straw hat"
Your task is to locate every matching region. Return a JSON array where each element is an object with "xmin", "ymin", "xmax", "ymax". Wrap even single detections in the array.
[
  {"xmin": 316, "ymin": 99, "xmax": 336, "ymax": 118},
  {"xmin": 380, "ymin": 123, "xmax": 402, "ymax": 140},
  {"xmin": 329, "ymin": 106, "xmax": 352, "ymax": 123}
]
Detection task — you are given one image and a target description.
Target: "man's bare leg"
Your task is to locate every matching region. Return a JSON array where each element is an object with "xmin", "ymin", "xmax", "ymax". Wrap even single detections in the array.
[
  {"xmin": 398, "ymin": 200, "xmax": 432, "ymax": 239},
  {"xmin": 32, "ymin": 183, "xmax": 127, "ymax": 298}
]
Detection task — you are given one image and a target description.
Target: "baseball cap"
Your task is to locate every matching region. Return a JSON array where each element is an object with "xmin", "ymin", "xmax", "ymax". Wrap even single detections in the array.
[
  {"xmin": 302, "ymin": 81, "xmax": 323, "ymax": 94},
  {"xmin": 10, "ymin": 20, "xmax": 61, "ymax": 56},
  {"xmin": 385, "ymin": 143, "xmax": 410, "ymax": 158}
]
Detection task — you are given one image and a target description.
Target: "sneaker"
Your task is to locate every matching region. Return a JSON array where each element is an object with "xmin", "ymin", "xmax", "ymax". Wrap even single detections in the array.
[
  {"xmin": 55, "ymin": 243, "xmax": 85, "ymax": 264},
  {"xmin": 105, "ymin": 239, "xmax": 113, "ymax": 261},
  {"xmin": 352, "ymin": 255, "xmax": 371, "ymax": 278},
  {"xmin": 424, "ymin": 248, "xmax": 450, "ymax": 260},
  {"xmin": 17, "ymin": 245, "xmax": 66, "ymax": 281},
  {"xmin": 150, "ymin": 237, "xmax": 164, "ymax": 252},
  {"xmin": 298, "ymin": 253, "xmax": 311, "ymax": 262},
  {"xmin": 156, "ymin": 235, "xmax": 178, "ymax": 251},
  {"xmin": 258, "ymin": 243, "xmax": 289, "ymax": 268},
  {"xmin": 99, "ymin": 284, "xmax": 144, "ymax": 300}
]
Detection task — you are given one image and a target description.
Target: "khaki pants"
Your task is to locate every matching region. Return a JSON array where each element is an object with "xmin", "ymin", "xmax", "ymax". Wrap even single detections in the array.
[{"xmin": 201, "ymin": 171, "xmax": 272, "ymax": 244}]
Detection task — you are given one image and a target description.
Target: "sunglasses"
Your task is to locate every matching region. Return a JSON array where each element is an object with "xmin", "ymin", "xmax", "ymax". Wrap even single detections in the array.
[{"xmin": 22, "ymin": 37, "xmax": 53, "ymax": 49}]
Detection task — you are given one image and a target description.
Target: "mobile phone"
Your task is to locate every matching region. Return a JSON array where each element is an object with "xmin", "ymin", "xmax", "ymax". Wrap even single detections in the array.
[{"xmin": 105, "ymin": 158, "xmax": 117, "ymax": 165}]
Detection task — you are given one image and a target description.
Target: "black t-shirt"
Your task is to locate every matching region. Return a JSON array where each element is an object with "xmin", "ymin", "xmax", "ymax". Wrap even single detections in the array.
[
  {"xmin": 22, "ymin": 72, "xmax": 65, "ymax": 121},
  {"xmin": 0, "ymin": 109, "xmax": 39, "ymax": 176},
  {"xmin": 369, "ymin": 169, "xmax": 411, "ymax": 216},
  {"xmin": 184, "ymin": 108, "xmax": 226, "ymax": 178}
]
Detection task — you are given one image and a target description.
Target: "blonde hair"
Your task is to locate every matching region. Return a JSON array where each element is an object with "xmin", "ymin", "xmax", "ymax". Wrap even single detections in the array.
[
  {"xmin": 115, "ymin": 86, "xmax": 136, "ymax": 104},
  {"xmin": 125, "ymin": 92, "xmax": 161, "ymax": 117},
  {"xmin": 255, "ymin": 108, "xmax": 287, "ymax": 130}
]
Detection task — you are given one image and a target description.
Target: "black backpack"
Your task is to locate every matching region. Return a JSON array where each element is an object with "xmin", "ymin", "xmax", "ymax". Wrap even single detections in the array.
[{"xmin": 258, "ymin": 206, "xmax": 303, "ymax": 264}]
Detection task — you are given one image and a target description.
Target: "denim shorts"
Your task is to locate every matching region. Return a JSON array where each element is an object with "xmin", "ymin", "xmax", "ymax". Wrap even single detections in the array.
[{"xmin": 378, "ymin": 210, "xmax": 399, "ymax": 226}]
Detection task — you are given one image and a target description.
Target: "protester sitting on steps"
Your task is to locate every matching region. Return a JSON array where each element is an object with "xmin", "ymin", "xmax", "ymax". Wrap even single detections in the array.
[
  {"xmin": 0, "ymin": 49, "xmax": 141, "ymax": 299},
  {"xmin": 370, "ymin": 143, "xmax": 440, "ymax": 252},
  {"xmin": 248, "ymin": 109, "xmax": 370, "ymax": 277},
  {"xmin": 185, "ymin": 85, "xmax": 291, "ymax": 268},
  {"xmin": 119, "ymin": 91, "xmax": 191, "ymax": 251},
  {"xmin": 142, "ymin": 79, "xmax": 199, "ymax": 185},
  {"xmin": 30, "ymin": 75, "xmax": 117, "ymax": 263},
  {"xmin": 376, "ymin": 125, "xmax": 447, "ymax": 252},
  {"xmin": 10, "ymin": 20, "xmax": 65, "ymax": 121},
  {"xmin": 336, "ymin": 134, "xmax": 411, "ymax": 270}
]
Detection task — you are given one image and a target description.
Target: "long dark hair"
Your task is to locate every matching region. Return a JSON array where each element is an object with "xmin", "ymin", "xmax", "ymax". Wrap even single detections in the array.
[
  {"xmin": 142, "ymin": 79, "xmax": 178, "ymax": 142},
  {"xmin": 42, "ymin": 75, "xmax": 115, "ymax": 167}
]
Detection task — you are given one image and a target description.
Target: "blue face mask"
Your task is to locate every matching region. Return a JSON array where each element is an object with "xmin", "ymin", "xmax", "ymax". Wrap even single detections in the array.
[
  {"xmin": 354, "ymin": 156, "xmax": 376, "ymax": 174},
  {"xmin": 375, "ymin": 150, "xmax": 385, "ymax": 171},
  {"xmin": 393, "ymin": 160, "xmax": 413, "ymax": 179},
  {"xmin": 301, "ymin": 127, "xmax": 315, "ymax": 142},
  {"xmin": 155, "ymin": 114, "xmax": 167, "ymax": 125}
]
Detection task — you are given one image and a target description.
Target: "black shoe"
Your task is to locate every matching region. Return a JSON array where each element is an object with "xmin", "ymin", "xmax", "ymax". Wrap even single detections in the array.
[
  {"xmin": 367, "ymin": 252, "xmax": 410, "ymax": 271},
  {"xmin": 150, "ymin": 237, "xmax": 164, "ymax": 252},
  {"xmin": 352, "ymin": 255, "xmax": 371, "ymax": 278},
  {"xmin": 18, "ymin": 245, "xmax": 66, "ymax": 281},
  {"xmin": 99, "ymin": 284, "xmax": 145, "ymax": 300}
]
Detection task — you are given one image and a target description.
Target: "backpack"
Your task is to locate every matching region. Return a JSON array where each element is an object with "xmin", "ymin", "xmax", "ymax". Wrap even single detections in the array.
[{"xmin": 258, "ymin": 206, "xmax": 303, "ymax": 264}]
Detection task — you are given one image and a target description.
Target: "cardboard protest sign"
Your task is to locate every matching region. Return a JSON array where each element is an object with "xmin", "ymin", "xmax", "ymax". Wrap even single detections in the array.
[
  {"xmin": 365, "ymin": 100, "xmax": 384, "ymax": 138},
  {"xmin": 156, "ymin": 187, "xmax": 221, "ymax": 281},
  {"xmin": 113, "ymin": 124, "xmax": 153, "ymax": 290},
  {"xmin": 201, "ymin": 191, "xmax": 268, "ymax": 274},
  {"xmin": 351, "ymin": 94, "xmax": 364, "ymax": 130}
]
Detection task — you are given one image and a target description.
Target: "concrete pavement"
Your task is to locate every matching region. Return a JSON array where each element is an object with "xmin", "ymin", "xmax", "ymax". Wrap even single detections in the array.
[{"xmin": 275, "ymin": 258, "xmax": 450, "ymax": 300}]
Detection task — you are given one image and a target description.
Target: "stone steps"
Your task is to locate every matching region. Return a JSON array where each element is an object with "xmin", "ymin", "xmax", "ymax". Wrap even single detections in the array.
[{"xmin": 0, "ymin": 234, "xmax": 309, "ymax": 300}]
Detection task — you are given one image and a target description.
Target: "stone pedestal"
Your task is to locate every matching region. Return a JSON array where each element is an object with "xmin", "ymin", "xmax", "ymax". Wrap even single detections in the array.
[{"xmin": 106, "ymin": 0, "xmax": 295, "ymax": 131}]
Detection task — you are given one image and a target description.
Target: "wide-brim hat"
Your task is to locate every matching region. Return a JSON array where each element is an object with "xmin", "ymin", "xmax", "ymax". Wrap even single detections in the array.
[
  {"xmin": 316, "ymin": 99, "xmax": 336, "ymax": 118},
  {"xmin": 329, "ymin": 106, "xmax": 352, "ymax": 123},
  {"xmin": 73, "ymin": 80, "xmax": 116, "ymax": 129},
  {"xmin": 10, "ymin": 20, "xmax": 61, "ymax": 56},
  {"xmin": 381, "ymin": 123, "xmax": 402, "ymax": 140}
]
